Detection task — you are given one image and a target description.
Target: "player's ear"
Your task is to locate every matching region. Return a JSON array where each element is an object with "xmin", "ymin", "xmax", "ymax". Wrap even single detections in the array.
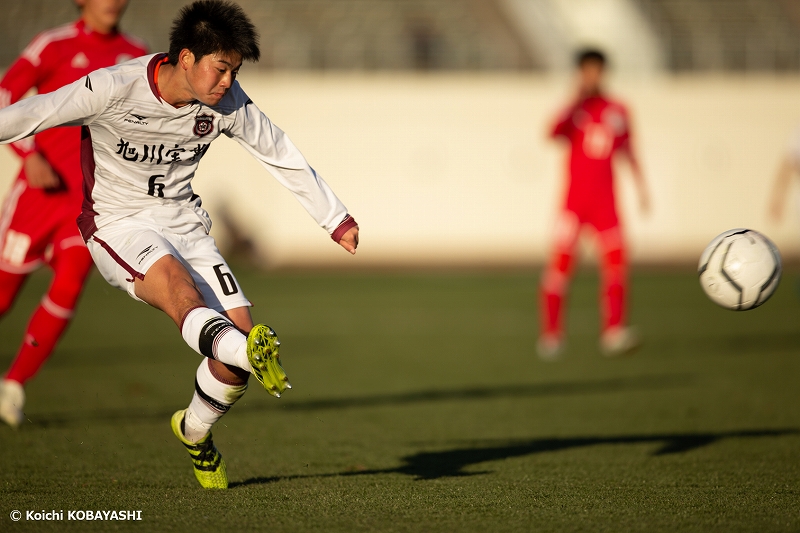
[
  {"xmin": 178, "ymin": 49, "xmax": 195, "ymax": 71},
  {"xmin": 74, "ymin": 0, "xmax": 86, "ymax": 10}
]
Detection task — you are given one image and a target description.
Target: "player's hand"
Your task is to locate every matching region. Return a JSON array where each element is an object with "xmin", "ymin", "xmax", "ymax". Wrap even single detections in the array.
[
  {"xmin": 338, "ymin": 226, "xmax": 359, "ymax": 255},
  {"xmin": 24, "ymin": 152, "xmax": 61, "ymax": 189}
]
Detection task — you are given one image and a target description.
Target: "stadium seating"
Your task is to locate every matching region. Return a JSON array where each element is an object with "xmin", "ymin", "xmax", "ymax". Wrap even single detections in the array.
[
  {"xmin": 634, "ymin": 0, "xmax": 800, "ymax": 71},
  {"xmin": 1, "ymin": 0, "xmax": 799, "ymax": 71}
]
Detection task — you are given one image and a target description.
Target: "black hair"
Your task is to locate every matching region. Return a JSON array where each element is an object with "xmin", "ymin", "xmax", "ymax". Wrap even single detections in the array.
[
  {"xmin": 168, "ymin": 0, "xmax": 260, "ymax": 65},
  {"xmin": 576, "ymin": 48, "xmax": 606, "ymax": 67}
]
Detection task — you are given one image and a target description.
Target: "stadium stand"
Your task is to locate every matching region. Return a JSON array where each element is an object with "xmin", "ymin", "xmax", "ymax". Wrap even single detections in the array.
[
  {"xmin": 2, "ymin": 0, "xmax": 800, "ymax": 72},
  {"xmin": 1, "ymin": 0, "xmax": 537, "ymax": 70},
  {"xmin": 634, "ymin": 0, "xmax": 800, "ymax": 71}
]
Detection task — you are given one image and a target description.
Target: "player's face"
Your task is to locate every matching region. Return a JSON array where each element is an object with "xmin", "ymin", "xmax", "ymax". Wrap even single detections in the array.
[
  {"xmin": 578, "ymin": 60, "xmax": 604, "ymax": 96},
  {"xmin": 186, "ymin": 51, "xmax": 243, "ymax": 107},
  {"xmin": 76, "ymin": 0, "xmax": 128, "ymax": 34}
]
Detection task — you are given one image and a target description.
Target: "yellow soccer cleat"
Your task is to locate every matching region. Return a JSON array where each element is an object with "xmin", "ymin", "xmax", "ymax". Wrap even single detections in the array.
[
  {"xmin": 170, "ymin": 410, "xmax": 228, "ymax": 489},
  {"xmin": 247, "ymin": 324, "xmax": 291, "ymax": 398}
]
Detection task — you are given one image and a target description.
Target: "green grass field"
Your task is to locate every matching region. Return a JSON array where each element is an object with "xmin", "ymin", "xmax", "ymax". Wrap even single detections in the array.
[{"xmin": 1, "ymin": 267, "xmax": 799, "ymax": 532}]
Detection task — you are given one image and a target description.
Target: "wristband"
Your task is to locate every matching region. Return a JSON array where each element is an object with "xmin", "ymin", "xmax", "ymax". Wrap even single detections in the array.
[{"xmin": 331, "ymin": 215, "xmax": 358, "ymax": 243}]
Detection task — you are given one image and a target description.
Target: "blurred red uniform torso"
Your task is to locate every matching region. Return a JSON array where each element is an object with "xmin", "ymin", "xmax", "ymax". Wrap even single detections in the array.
[
  {"xmin": 550, "ymin": 94, "xmax": 630, "ymax": 232},
  {"xmin": 0, "ymin": 19, "xmax": 148, "ymax": 196},
  {"xmin": 0, "ymin": 19, "xmax": 147, "ymax": 271}
]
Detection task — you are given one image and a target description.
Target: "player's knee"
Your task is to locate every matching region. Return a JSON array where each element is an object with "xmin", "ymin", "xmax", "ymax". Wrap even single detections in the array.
[
  {"xmin": 47, "ymin": 277, "xmax": 84, "ymax": 309},
  {"xmin": 0, "ymin": 270, "xmax": 24, "ymax": 315},
  {"xmin": 603, "ymin": 247, "xmax": 625, "ymax": 268},
  {"xmin": 47, "ymin": 250, "xmax": 93, "ymax": 309},
  {"xmin": 600, "ymin": 254, "xmax": 626, "ymax": 287},
  {"xmin": 551, "ymin": 252, "xmax": 573, "ymax": 274},
  {"xmin": 542, "ymin": 257, "xmax": 572, "ymax": 294}
]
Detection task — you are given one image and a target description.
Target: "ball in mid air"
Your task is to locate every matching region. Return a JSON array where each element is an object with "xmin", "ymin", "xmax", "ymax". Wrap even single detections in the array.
[{"xmin": 698, "ymin": 229, "xmax": 781, "ymax": 311}]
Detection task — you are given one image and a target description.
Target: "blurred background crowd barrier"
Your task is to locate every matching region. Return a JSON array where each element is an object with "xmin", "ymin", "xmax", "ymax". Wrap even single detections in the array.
[{"xmin": 2, "ymin": 0, "xmax": 800, "ymax": 268}]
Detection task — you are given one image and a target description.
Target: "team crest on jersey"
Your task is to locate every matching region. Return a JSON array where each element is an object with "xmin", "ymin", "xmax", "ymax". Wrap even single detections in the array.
[
  {"xmin": 194, "ymin": 114, "xmax": 214, "ymax": 137},
  {"xmin": 71, "ymin": 52, "xmax": 89, "ymax": 69},
  {"xmin": 602, "ymin": 108, "xmax": 626, "ymax": 135}
]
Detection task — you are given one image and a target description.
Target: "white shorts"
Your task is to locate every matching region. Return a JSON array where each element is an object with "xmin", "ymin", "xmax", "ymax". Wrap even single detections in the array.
[{"xmin": 86, "ymin": 213, "xmax": 251, "ymax": 312}]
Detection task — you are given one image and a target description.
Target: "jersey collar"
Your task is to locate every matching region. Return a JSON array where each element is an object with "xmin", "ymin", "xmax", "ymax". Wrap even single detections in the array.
[{"xmin": 147, "ymin": 53, "xmax": 169, "ymax": 102}]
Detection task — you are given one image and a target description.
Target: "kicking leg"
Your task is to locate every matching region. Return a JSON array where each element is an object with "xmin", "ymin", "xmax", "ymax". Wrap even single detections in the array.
[
  {"xmin": 182, "ymin": 307, "xmax": 253, "ymax": 445},
  {"xmin": 539, "ymin": 211, "xmax": 580, "ymax": 358},
  {"xmin": 133, "ymin": 255, "xmax": 256, "ymax": 371},
  {"xmin": 170, "ymin": 304, "xmax": 276, "ymax": 489},
  {"xmin": 136, "ymin": 256, "xmax": 288, "ymax": 396}
]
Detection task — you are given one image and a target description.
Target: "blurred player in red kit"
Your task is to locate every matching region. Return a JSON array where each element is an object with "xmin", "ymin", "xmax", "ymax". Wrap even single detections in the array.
[
  {"xmin": 0, "ymin": 0, "xmax": 147, "ymax": 427},
  {"xmin": 539, "ymin": 49, "xmax": 650, "ymax": 360}
]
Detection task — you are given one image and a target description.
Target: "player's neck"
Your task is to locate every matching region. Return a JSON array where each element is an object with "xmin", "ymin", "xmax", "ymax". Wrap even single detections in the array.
[
  {"xmin": 156, "ymin": 63, "xmax": 195, "ymax": 108},
  {"xmin": 80, "ymin": 15, "xmax": 118, "ymax": 36}
]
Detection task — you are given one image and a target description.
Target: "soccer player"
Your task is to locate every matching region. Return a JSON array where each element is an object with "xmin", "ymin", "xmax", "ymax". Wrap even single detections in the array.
[
  {"xmin": 539, "ymin": 49, "xmax": 649, "ymax": 359},
  {"xmin": 0, "ymin": 0, "xmax": 147, "ymax": 428},
  {"xmin": 0, "ymin": 0, "xmax": 359, "ymax": 489}
]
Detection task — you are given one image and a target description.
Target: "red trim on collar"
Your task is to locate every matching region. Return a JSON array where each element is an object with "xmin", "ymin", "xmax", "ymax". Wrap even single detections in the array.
[{"xmin": 147, "ymin": 53, "xmax": 169, "ymax": 102}]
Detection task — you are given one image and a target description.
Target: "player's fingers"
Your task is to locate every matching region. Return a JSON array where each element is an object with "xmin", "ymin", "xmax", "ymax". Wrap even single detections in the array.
[{"xmin": 339, "ymin": 239, "xmax": 356, "ymax": 255}]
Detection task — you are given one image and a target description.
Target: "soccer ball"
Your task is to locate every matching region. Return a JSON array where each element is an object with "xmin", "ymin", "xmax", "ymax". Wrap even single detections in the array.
[{"xmin": 698, "ymin": 229, "xmax": 781, "ymax": 311}]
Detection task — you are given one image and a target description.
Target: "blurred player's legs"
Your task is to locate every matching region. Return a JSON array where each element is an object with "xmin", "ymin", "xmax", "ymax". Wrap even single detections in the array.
[
  {"xmin": 539, "ymin": 211, "xmax": 580, "ymax": 359},
  {"xmin": 0, "ymin": 183, "xmax": 94, "ymax": 427},
  {"xmin": 539, "ymin": 212, "xmax": 639, "ymax": 358},
  {"xmin": 0, "ymin": 246, "xmax": 93, "ymax": 427},
  {"xmin": 598, "ymin": 225, "xmax": 626, "ymax": 331},
  {"xmin": 6, "ymin": 246, "xmax": 93, "ymax": 382}
]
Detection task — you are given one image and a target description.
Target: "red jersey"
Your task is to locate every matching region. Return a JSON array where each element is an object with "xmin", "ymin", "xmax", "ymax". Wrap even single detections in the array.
[
  {"xmin": 0, "ymin": 20, "xmax": 147, "ymax": 197},
  {"xmin": 551, "ymin": 94, "xmax": 630, "ymax": 225}
]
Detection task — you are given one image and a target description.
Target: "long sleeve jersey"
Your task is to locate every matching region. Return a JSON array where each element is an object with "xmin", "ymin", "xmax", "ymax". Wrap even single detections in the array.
[
  {"xmin": 0, "ymin": 54, "xmax": 351, "ymax": 241},
  {"xmin": 0, "ymin": 19, "xmax": 147, "ymax": 195}
]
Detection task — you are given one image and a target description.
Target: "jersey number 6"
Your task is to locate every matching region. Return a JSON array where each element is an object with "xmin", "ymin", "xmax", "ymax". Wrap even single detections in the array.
[
  {"xmin": 148, "ymin": 174, "xmax": 165, "ymax": 197},
  {"xmin": 213, "ymin": 264, "xmax": 239, "ymax": 296}
]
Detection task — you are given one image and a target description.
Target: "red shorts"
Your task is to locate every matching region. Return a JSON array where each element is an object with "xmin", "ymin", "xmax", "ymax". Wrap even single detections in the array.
[
  {"xmin": 564, "ymin": 199, "xmax": 618, "ymax": 233},
  {"xmin": 0, "ymin": 180, "xmax": 85, "ymax": 274},
  {"xmin": 552, "ymin": 204, "xmax": 624, "ymax": 256}
]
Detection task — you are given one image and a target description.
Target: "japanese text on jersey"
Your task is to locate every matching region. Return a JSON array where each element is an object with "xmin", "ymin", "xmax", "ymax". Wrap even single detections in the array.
[{"xmin": 116, "ymin": 138, "xmax": 209, "ymax": 164}]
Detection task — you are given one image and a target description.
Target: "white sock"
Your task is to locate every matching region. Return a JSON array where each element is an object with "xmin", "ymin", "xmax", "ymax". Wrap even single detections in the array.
[
  {"xmin": 183, "ymin": 359, "xmax": 248, "ymax": 443},
  {"xmin": 180, "ymin": 307, "xmax": 250, "ymax": 371}
]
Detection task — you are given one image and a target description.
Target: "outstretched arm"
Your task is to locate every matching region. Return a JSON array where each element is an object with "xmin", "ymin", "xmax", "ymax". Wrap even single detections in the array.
[
  {"xmin": 768, "ymin": 156, "xmax": 798, "ymax": 223},
  {"xmin": 227, "ymin": 91, "xmax": 358, "ymax": 253},
  {"xmin": 0, "ymin": 72, "xmax": 106, "ymax": 146}
]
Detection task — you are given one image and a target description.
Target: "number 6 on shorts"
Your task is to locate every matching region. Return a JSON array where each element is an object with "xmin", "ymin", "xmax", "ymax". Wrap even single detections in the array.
[{"xmin": 213, "ymin": 263, "xmax": 239, "ymax": 296}]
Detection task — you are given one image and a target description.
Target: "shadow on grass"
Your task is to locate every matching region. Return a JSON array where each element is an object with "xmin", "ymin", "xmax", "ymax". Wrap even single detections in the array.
[
  {"xmin": 28, "ymin": 373, "xmax": 692, "ymax": 427},
  {"xmin": 721, "ymin": 331, "xmax": 800, "ymax": 354},
  {"xmin": 231, "ymin": 428, "xmax": 798, "ymax": 486}
]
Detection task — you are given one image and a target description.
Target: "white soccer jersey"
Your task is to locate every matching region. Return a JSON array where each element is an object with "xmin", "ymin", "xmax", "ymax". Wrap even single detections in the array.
[{"xmin": 0, "ymin": 53, "xmax": 350, "ymax": 240}]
